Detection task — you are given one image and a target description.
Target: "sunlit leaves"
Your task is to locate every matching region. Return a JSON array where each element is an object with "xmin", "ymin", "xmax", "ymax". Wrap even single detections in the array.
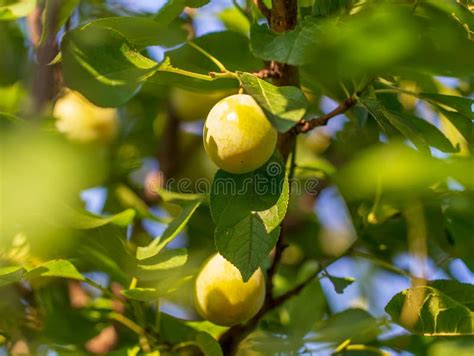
[
  {"xmin": 336, "ymin": 142, "xmax": 474, "ymax": 199},
  {"xmin": 238, "ymin": 72, "xmax": 308, "ymax": 132},
  {"xmin": 60, "ymin": 206, "xmax": 136, "ymax": 229},
  {"xmin": 26, "ymin": 259, "xmax": 85, "ymax": 281},
  {"xmin": 61, "ymin": 19, "xmax": 163, "ymax": 106},
  {"xmin": 0, "ymin": 266, "xmax": 24, "ymax": 287},
  {"xmin": 136, "ymin": 199, "xmax": 201, "ymax": 260},
  {"xmin": 386, "ymin": 280, "xmax": 474, "ymax": 335},
  {"xmin": 0, "ymin": 0, "xmax": 35, "ymax": 20}
]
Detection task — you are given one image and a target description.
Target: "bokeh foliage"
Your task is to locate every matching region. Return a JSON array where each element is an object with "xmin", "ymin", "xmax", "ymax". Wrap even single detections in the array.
[{"xmin": 1, "ymin": 0, "xmax": 473, "ymax": 355}]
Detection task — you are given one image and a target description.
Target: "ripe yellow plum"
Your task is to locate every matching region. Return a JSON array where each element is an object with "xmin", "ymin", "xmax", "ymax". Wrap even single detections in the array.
[
  {"xmin": 53, "ymin": 90, "xmax": 118, "ymax": 143},
  {"xmin": 170, "ymin": 87, "xmax": 236, "ymax": 122},
  {"xmin": 203, "ymin": 94, "xmax": 277, "ymax": 174},
  {"xmin": 194, "ymin": 253, "xmax": 265, "ymax": 326}
]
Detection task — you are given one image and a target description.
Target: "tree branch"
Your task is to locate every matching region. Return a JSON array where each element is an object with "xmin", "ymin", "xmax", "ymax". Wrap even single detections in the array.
[
  {"xmin": 294, "ymin": 97, "xmax": 357, "ymax": 134},
  {"xmin": 219, "ymin": 258, "xmax": 336, "ymax": 354},
  {"xmin": 253, "ymin": 0, "xmax": 271, "ymax": 21}
]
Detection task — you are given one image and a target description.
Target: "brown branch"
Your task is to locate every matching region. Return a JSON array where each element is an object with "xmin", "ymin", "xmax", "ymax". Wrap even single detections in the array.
[
  {"xmin": 219, "ymin": 260, "xmax": 330, "ymax": 354},
  {"xmin": 28, "ymin": 1, "xmax": 61, "ymax": 114},
  {"xmin": 294, "ymin": 97, "xmax": 357, "ymax": 134},
  {"xmin": 253, "ymin": 0, "xmax": 271, "ymax": 21}
]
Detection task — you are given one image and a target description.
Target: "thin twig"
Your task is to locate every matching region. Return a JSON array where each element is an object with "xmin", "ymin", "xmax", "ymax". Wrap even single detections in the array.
[
  {"xmin": 294, "ymin": 97, "xmax": 357, "ymax": 134},
  {"xmin": 253, "ymin": 0, "xmax": 271, "ymax": 21}
]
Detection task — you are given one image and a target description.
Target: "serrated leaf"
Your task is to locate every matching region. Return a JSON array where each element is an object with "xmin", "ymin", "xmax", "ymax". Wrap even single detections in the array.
[
  {"xmin": 385, "ymin": 280, "xmax": 474, "ymax": 336},
  {"xmin": 238, "ymin": 72, "xmax": 308, "ymax": 132},
  {"xmin": 249, "ymin": 20, "xmax": 321, "ymax": 66},
  {"xmin": 0, "ymin": 266, "xmax": 25, "ymax": 287},
  {"xmin": 26, "ymin": 260, "xmax": 85, "ymax": 281},
  {"xmin": 215, "ymin": 214, "xmax": 280, "ymax": 281},
  {"xmin": 136, "ymin": 200, "xmax": 201, "ymax": 260},
  {"xmin": 61, "ymin": 206, "xmax": 135, "ymax": 229},
  {"xmin": 210, "ymin": 153, "xmax": 286, "ymax": 228}
]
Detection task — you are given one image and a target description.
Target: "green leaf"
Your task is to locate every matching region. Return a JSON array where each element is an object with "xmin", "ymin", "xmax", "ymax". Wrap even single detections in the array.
[
  {"xmin": 393, "ymin": 111, "xmax": 457, "ymax": 153},
  {"xmin": 420, "ymin": 93, "xmax": 474, "ymax": 119},
  {"xmin": 136, "ymin": 200, "xmax": 201, "ymax": 260},
  {"xmin": 155, "ymin": 0, "xmax": 210, "ymax": 25},
  {"xmin": 0, "ymin": 0, "xmax": 35, "ymax": 20},
  {"xmin": 311, "ymin": 309, "xmax": 380, "ymax": 344},
  {"xmin": 439, "ymin": 108, "xmax": 473, "ymax": 143},
  {"xmin": 238, "ymin": 72, "xmax": 308, "ymax": 132},
  {"xmin": 61, "ymin": 206, "xmax": 135, "ymax": 229},
  {"xmin": 336, "ymin": 142, "xmax": 474, "ymax": 199},
  {"xmin": 137, "ymin": 248, "xmax": 188, "ymax": 273},
  {"xmin": 312, "ymin": 0, "xmax": 351, "ymax": 17},
  {"xmin": 219, "ymin": 7, "xmax": 250, "ymax": 35},
  {"xmin": 257, "ymin": 174, "xmax": 289, "ymax": 233},
  {"xmin": 326, "ymin": 273, "xmax": 355, "ymax": 294},
  {"xmin": 210, "ymin": 153, "xmax": 286, "ymax": 229},
  {"xmin": 160, "ymin": 313, "xmax": 223, "ymax": 356},
  {"xmin": 0, "ymin": 266, "xmax": 25, "ymax": 287},
  {"xmin": 443, "ymin": 193, "xmax": 474, "ymax": 271},
  {"xmin": 385, "ymin": 280, "xmax": 474, "ymax": 336},
  {"xmin": 121, "ymin": 287, "xmax": 161, "ymax": 301},
  {"xmin": 215, "ymin": 214, "xmax": 280, "ymax": 282},
  {"xmin": 0, "ymin": 21, "xmax": 27, "ymax": 86},
  {"xmin": 361, "ymin": 97, "xmax": 456, "ymax": 154},
  {"xmin": 26, "ymin": 259, "xmax": 85, "ymax": 281},
  {"xmin": 60, "ymin": 16, "xmax": 187, "ymax": 106},
  {"xmin": 249, "ymin": 20, "xmax": 321, "ymax": 66},
  {"xmin": 40, "ymin": 0, "xmax": 79, "ymax": 46},
  {"xmin": 122, "ymin": 275, "xmax": 192, "ymax": 301},
  {"xmin": 61, "ymin": 20, "xmax": 160, "ymax": 106}
]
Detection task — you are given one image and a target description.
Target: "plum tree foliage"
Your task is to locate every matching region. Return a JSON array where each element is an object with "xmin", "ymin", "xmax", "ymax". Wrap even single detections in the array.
[{"xmin": 0, "ymin": 0, "xmax": 474, "ymax": 355}]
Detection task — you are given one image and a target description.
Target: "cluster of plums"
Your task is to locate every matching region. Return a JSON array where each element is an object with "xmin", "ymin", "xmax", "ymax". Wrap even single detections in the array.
[{"xmin": 54, "ymin": 89, "xmax": 278, "ymax": 326}]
